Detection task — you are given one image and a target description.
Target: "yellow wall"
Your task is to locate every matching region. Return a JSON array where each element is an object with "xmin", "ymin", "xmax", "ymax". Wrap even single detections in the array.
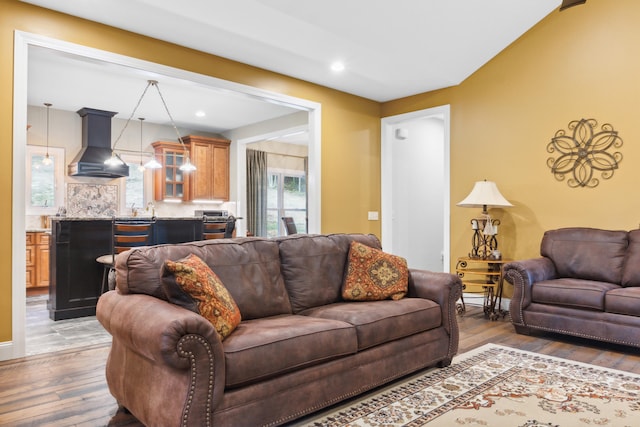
[
  {"xmin": 3, "ymin": 0, "xmax": 638, "ymax": 345},
  {"xmin": 0, "ymin": 0, "xmax": 381, "ymax": 343},
  {"xmin": 383, "ymin": 0, "xmax": 640, "ymax": 272}
]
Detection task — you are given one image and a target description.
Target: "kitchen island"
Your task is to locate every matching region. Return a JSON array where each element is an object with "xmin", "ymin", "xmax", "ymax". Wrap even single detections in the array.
[{"xmin": 48, "ymin": 217, "xmax": 205, "ymax": 320}]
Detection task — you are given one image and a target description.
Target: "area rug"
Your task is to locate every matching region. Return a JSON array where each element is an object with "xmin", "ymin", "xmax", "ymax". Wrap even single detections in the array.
[{"xmin": 296, "ymin": 344, "xmax": 640, "ymax": 427}]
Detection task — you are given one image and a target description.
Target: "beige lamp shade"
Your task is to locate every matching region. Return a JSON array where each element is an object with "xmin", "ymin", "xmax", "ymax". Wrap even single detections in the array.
[{"xmin": 457, "ymin": 180, "xmax": 513, "ymax": 214}]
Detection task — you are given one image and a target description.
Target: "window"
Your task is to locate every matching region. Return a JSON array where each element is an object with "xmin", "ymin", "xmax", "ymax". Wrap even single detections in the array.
[
  {"xmin": 120, "ymin": 154, "xmax": 153, "ymax": 215},
  {"xmin": 26, "ymin": 145, "xmax": 65, "ymax": 215},
  {"xmin": 266, "ymin": 170, "xmax": 306, "ymax": 237}
]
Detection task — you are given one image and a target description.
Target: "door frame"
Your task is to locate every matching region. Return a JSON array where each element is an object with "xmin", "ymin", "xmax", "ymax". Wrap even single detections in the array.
[
  {"xmin": 380, "ymin": 105, "xmax": 451, "ymax": 272},
  {"xmin": 233, "ymin": 121, "xmax": 317, "ymax": 237},
  {"xmin": 7, "ymin": 31, "xmax": 321, "ymax": 360}
]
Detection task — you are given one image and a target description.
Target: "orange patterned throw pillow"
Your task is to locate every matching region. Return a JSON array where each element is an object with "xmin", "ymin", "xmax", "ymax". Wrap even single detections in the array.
[
  {"xmin": 341, "ymin": 241, "xmax": 409, "ymax": 301},
  {"xmin": 164, "ymin": 254, "xmax": 241, "ymax": 340}
]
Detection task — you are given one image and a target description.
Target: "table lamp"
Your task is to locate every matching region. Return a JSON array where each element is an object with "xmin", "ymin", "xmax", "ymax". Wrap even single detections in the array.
[{"xmin": 457, "ymin": 180, "xmax": 513, "ymax": 259}]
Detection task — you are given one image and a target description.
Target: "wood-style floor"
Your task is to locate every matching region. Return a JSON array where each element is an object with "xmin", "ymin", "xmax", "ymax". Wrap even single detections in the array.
[{"xmin": 2, "ymin": 305, "xmax": 640, "ymax": 426}]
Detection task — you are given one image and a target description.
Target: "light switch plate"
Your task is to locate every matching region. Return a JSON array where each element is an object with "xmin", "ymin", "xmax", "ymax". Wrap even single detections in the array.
[{"xmin": 367, "ymin": 211, "xmax": 379, "ymax": 221}]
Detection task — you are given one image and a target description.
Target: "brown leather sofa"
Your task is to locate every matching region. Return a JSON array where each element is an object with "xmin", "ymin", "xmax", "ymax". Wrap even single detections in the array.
[
  {"xmin": 96, "ymin": 233, "xmax": 462, "ymax": 426},
  {"xmin": 504, "ymin": 227, "xmax": 640, "ymax": 348}
]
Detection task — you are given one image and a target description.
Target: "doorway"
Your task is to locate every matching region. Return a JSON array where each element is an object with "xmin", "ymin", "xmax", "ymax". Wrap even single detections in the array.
[
  {"xmin": 8, "ymin": 31, "xmax": 321, "ymax": 360},
  {"xmin": 381, "ymin": 105, "xmax": 450, "ymax": 272}
]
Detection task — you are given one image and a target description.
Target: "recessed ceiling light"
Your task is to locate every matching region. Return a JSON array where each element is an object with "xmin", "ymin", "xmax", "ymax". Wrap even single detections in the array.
[
  {"xmin": 195, "ymin": 110, "xmax": 206, "ymax": 118},
  {"xmin": 330, "ymin": 61, "xmax": 345, "ymax": 72}
]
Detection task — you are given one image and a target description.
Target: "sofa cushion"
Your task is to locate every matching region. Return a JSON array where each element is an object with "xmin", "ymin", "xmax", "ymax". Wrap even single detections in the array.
[
  {"xmin": 300, "ymin": 298, "xmax": 440, "ymax": 350},
  {"xmin": 531, "ymin": 278, "xmax": 620, "ymax": 311},
  {"xmin": 342, "ymin": 241, "xmax": 408, "ymax": 301},
  {"xmin": 115, "ymin": 238, "xmax": 292, "ymax": 320},
  {"xmin": 162, "ymin": 253, "xmax": 241, "ymax": 340},
  {"xmin": 223, "ymin": 314, "xmax": 356, "ymax": 388},
  {"xmin": 605, "ymin": 287, "xmax": 640, "ymax": 316},
  {"xmin": 540, "ymin": 228, "xmax": 628, "ymax": 284},
  {"xmin": 622, "ymin": 229, "xmax": 640, "ymax": 287},
  {"xmin": 277, "ymin": 234, "xmax": 382, "ymax": 313}
]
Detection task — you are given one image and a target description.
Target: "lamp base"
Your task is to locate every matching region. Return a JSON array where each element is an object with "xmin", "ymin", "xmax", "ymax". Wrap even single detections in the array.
[{"xmin": 468, "ymin": 217, "xmax": 501, "ymax": 259}]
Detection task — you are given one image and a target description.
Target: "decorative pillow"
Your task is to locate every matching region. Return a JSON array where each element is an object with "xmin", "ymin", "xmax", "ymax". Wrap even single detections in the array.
[
  {"xmin": 163, "ymin": 254, "xmax": 241, "ymax": 340},
  {"xmin": 341, "ymin": 241, "xmax": 409, "ymax": 301}
]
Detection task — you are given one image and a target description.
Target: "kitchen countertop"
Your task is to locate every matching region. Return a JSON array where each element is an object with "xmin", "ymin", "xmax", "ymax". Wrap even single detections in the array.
[{"xmin": 26, "ymin": 228, "xmax": 51, "ymax": 233}]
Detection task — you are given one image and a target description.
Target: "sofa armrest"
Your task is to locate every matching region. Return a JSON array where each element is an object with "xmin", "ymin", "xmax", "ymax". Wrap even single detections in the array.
[
  {"xmin": 503, "ymin": 257, "xmax": 557, "ymax": 326},
  {"xmin": 97, "ymin": 290, "xmax": 226, "ymax": 426},
  {"xmin": 407, "ymin": 269, "xmax": 462, "ymax": 358}
]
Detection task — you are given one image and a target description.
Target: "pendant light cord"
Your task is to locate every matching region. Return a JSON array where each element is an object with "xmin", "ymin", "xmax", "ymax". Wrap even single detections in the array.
[
  {"xmin": 150, "ymin": 81, "xmax": 190, "ymax": 156},
  {"xmin": 42, "ymin": 103, "xmax": 53, "ymax": 165},
  {"xmin": 111, "ymin": 81, "xmax": 152, "ymax": 152},
  {"xmin": 109, "ymin": 80, "xmax": 192, "ymax": 168}
]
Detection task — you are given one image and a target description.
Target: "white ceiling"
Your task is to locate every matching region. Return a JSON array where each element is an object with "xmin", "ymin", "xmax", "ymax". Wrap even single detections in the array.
[
  {"xmin": 21, "ymin": 0, "xmax": 563, "ymax": 134},
  {"xmin": 27, "ymin": 45, "xmax": 303, "ymax": 135}
]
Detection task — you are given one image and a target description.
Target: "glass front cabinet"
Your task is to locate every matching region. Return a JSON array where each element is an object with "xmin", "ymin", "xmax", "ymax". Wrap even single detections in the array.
[{"xmin": 152, "ymin": 141, "xmax": 188, "ymax": 201}]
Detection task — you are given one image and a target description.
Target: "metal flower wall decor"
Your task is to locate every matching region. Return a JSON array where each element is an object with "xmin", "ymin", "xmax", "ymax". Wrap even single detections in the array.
[{"xmin": 546, "ymin": 118, "xmax": 623, "ymax": 188}]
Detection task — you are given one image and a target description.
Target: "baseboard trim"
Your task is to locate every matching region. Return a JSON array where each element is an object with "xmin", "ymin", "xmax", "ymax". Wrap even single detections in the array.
[
  {"xmin": 0, "ymin": 340, "xmax": 17, "ymax": 361},
  {"xmin": 462, "ymin": 293, "xmax": 511, "ymax": 312}
]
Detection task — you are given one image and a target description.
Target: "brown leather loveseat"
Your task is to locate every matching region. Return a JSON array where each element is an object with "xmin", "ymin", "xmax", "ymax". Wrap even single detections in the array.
[
  {"xmin": 504, "ymin": 227, "xmax": 640, "ymax": 348},
  {"xmin": 96, "ymin": 233, "xmax": 462, "ymax": 426}
]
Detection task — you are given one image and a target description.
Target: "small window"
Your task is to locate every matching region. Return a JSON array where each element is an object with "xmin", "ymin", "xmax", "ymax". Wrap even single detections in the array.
[
  {"xmin": 26, "ymin": 145, "xmax": 65, "ymax": 215},
  {"xmin": 120, "ymin": 154, "xmax": 153, "ymax": 215}
]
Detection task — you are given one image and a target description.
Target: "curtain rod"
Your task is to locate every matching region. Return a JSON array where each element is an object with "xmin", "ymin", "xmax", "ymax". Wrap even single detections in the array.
[{"xmin": 265, "ymin": 152, "xmax": 308, "ymax": 160}]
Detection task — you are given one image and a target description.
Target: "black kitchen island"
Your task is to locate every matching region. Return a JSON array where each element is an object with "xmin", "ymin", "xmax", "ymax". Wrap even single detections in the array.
[{"xmin": 48, "ymin": 217, "xmax": 204, "ymax": 320}]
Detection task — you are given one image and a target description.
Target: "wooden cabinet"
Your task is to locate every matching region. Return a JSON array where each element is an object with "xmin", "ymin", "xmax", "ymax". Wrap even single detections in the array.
[
  {"xmin": 37, "ymin": 233, "xmax": 51, "ymax": 288},
  {"xmin": 152, "ymin": 135, "xmax": 230, "ymax": 202},
  {"xmin": 152, "ymin": 141, "xmax": 189, "ymax": 201},
  {"xmin": 26, "ymin": 233, "xmax": 35, "ymax": 288},
  {"xmin": 184, "ymin": 135, "xmax": 230, "ymax": 201},
  {"xmin": 26, "ymin": 232, "xmax": 50, "ymax": 289}
]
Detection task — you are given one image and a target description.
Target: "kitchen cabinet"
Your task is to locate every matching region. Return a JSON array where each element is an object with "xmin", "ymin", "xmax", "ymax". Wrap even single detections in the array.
[
  {"xmin": 152, "ymin": 141, "xmax": 189, "ymax": 201},
  {"xmin": 26, "ymin": 232, "xmax": 50, "ymax": 289},
  {"xmin": 26, "ymin": 233, "xmax": 35, "ymax": 288},
  {"xmin": 182, "ymin": 135, "xmax": 230, "ymax": 201},
  {"xmin": 152, "ymin": 135, "xmax": 230, "ymax": 202}
]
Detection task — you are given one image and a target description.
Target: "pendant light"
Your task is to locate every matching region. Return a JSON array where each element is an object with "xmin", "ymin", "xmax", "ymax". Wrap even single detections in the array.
[
  {"xmin": 144, "ymin": 155, "xmax": 162, "ymax": 169},
  {"xmin": 137, "ymin": 117, "xmax": 146, "ymax": 171},
  {"xmin": 42, "ymin": 103, "xmax": 53, "ymax": 166},
  {"xmin": 142, "ymin": 117, "xmax": 161, "ymax": 169},
  {"xmin": 107, "ymin": 80, "xmax": 195, "ymax": 172}
]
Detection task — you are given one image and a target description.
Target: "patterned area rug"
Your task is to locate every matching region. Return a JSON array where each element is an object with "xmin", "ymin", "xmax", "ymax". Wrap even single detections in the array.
[{"xmin": 296, "ymin": 344, "xmax": 640, "ymax": 427}]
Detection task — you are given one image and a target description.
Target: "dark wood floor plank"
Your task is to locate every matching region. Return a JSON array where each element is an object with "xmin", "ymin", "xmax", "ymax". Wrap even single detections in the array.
[{"xmin": 1, "ymin": 306, "xmax": 640, "ymax": 426}]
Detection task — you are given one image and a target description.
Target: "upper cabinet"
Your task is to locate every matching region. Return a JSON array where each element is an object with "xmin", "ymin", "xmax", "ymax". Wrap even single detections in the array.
[
  {"xmin": 152, "ymin": 135, "xmax": 230, "ymax": 202},
  {"xmin": 184, "ymin": 135, "xmax": 230, "ymax": 202},
  {"xmin": 152, "ymin": 141, "xmax": 189, "ymax": 201}
]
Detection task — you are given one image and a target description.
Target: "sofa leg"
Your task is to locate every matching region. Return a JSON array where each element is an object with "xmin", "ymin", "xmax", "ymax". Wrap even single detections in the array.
[
  {"xmin": 437, "ymin": 358, "xmax": 452, "ymax": 368},
  {"xmin": 513, "ymin": 325, "xmax": 531, "ymax": 335},
  {"xmin": 108, "ymin": 403, "xmax": 136, "ymax": 425}
]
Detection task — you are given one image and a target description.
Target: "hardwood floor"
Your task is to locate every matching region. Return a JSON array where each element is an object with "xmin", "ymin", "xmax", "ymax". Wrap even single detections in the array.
[{"xmin": 2, "ymin": 305, "xmax": 640, "ymax": 426}]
